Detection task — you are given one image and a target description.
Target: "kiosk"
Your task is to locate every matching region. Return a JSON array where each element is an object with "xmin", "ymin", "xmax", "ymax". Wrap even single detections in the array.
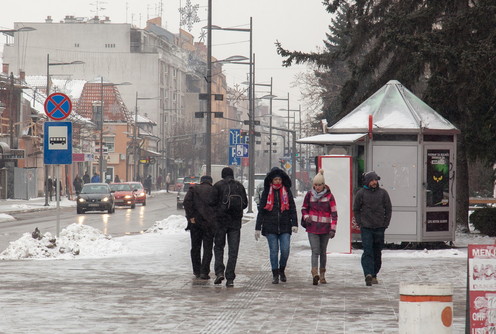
[{"xmin": 299, "ymin": 80, "xmax": 460, "ymax": 243}]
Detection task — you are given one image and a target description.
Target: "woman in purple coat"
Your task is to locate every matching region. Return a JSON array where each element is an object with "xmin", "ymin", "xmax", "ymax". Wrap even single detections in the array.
[{"xmin": 301, "ymin": 169, "xmax": 338, "ymax": 285}]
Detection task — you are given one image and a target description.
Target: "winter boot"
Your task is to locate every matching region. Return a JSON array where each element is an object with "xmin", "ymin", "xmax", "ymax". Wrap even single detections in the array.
[
  {"xmin": 279, "ymin": 266, "xmax": 287, "ymax": 282},
  {"xmin": 319, "ymin": 268, "xmax": 327, "ymax": 284},
  {"xmin": 272, "ymin": 269, "xmax": 279, "ymax": 284},
  {"xmin": 311, "ymin": 267, "xmax": 319, "ymax": 285}
]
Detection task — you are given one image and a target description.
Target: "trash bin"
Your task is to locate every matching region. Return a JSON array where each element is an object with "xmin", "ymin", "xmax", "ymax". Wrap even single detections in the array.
[{"xmin": 399, "ymin": 283, "xmax": 453, "ymax": 333}]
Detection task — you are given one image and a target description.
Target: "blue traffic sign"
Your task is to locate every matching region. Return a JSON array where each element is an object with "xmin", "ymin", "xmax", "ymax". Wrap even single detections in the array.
[
  {"xmin": 229, "ymin": 129, "xmax": 241, "ymax": 145},
  {"xmin": 236, "ymin": 144, "xmax": 249, "ymax": 157},
  {"xmin": 44, "ymin": 93, "xmax": 72, "ymax": 121},
  {"xmin": 228, "ymin": 146, "xmax": 241, "ymax": 165},
  {"xmin": 44, "ymin": 122, "xmax": 73, "ymax": 164}
]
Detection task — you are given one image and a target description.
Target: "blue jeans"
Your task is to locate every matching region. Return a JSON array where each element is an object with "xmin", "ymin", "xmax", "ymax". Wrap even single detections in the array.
[
  {"xmin": 266, "ymin": 233, "xmax": 291, "ymax": 270},
  {"xmin": 360, "ymin": 227, "xmax": 386, "ymax": 277}
]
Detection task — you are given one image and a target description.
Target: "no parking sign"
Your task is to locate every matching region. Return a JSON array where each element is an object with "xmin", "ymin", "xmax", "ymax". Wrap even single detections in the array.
[{"xmin": 44, "ymin": 93, "xmax": 72, "ymax": 120}]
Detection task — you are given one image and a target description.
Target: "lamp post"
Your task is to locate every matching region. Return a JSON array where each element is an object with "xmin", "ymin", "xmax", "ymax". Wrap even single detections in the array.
[
  {"xmin": 133, "ymin": 93, "xmax": 160, "ymax": 181},
  {"xmin": 44, "ymin": 54, "xmax": 84, "ymax": 206},
  {"xmin": 206, "ymin": 14, "xmax": 254, "ymax": 211},
  {"xmin": 98, "ymin": 78, "xmax": 131, "ymax": 183}
]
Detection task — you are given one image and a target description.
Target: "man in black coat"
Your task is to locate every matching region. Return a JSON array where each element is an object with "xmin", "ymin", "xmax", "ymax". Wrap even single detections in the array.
[
  {"xmin": 213, "ymin": 167, "xmax": 248, "ymax": 287},
  {"xmin": 353, "ymin": 171, "xmax": 392, "ymax": 286},
  {"xmin": 183, "ymin": 175, "xmax": 218, "ymax": 280}
]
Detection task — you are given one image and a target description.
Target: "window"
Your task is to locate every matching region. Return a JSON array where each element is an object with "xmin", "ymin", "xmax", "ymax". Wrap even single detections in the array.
[{"xmin": 103, "ymin": 136, "xmax": 115, "ymax": 153}]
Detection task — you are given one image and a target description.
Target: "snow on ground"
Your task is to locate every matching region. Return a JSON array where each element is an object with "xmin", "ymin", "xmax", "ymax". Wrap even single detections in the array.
[
  {"xmin": 0, "ymin": 213, "xmax": 14, "ymax": 223},
  {"xmin": 0, "ymin": 215, "xmax": 189, "ymax": 260},
  {"xmin": 1, "ymin": 195, "xmax": 495, "ymax": 261}
]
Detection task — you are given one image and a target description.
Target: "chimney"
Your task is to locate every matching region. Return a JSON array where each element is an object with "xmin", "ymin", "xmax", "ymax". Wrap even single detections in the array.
[{"xmin": 2, "ymin": 63, "xmax": 8, "ymax": 74}]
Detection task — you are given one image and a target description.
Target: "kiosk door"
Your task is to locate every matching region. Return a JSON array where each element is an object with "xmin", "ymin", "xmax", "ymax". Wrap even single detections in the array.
[{"xmin": 423, "ymin": 146, "xmax": 455, "ymax": 240}]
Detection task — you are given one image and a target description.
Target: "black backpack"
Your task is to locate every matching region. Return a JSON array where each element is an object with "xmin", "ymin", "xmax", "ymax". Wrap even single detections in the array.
[{"xmin": 221, "ymin": 180, "xmax": 246, "ymax": 214}]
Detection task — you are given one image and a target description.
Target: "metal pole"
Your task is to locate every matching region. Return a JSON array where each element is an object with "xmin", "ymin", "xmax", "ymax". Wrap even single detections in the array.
[
  {"xmin": 99, "ymin": 76, "xmax": 104, "ymax": 182},
  {"xmin": 44, "ymin": 54, "xmax": 50, "ymax": 206},
  {"xmin": 247, "ymin": 17, "xmax": 254, "ymax": 213},
  {"xmin": 134, "ymin": 92, "xmax": 138, "ymax": 181},
  {"xmin": 287, "ymin": 93, "xmax": 290, "ymax": 156},
  {"xmin": 205, "ymin": 0, "xmax": 212, "ymax": 176},
  {"xmin": 56, "ymin": 165, "xmax": 60, "ymax": 236},
  {"xmin": 268, "ymin": 77, "xmax": 273, "ymax": 169}
]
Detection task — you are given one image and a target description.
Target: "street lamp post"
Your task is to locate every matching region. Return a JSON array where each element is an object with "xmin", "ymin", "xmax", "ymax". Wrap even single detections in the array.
[
  {"xmin": 44, "ymin": 54, "xmax": 84, "ymax": 206},
  {"xmin": 97, "ymin": 78, "xmax": 131, "ymax": 183},
  {"xmin": 206, "ymin": 15, "xmax": 254, "ymax": 211},
  {"xmin": 133, "ymin": 93, "xmax": 160, "ymax": 181}
]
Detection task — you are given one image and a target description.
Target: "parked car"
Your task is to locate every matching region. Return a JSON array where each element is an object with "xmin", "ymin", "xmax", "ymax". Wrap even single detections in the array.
[
  {"xmin": 126, "ymin": 182, "xmax": 147, "ymax": 206},
  {"xmin": 176, "ymin": 176, "xmax": 200, "ymax": 209},
  {"xmin": 76, "ymin": 183, "xmax": 115, "ymax": 214},
  {"xmin": 109, "ymin": 183, "xmax": 136, "ymax": 209}
]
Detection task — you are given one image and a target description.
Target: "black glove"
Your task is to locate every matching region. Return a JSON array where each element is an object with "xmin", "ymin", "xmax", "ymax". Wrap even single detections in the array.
[{"xmin": 329, "ymin": 230, "xmax": 336, "ymax": 239}]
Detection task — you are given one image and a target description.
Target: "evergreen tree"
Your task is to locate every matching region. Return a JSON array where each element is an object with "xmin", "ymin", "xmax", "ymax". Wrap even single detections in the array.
[{"xmin": 277, "ymin": 0, "xmax": 496, "ymax": 230}]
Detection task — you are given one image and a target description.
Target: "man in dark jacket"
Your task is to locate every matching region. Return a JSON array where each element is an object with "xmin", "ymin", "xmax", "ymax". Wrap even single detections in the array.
[
  {"xmin": 353, "ymin": 171, "xmax": 392, "ymax": 286},
  {"xmin": 183, "ymin": 175, "xmax": 218, "ymax": 279},
  {"xmin": 213, "ymin": 167, "xmax": 248, "ymax": 287}
]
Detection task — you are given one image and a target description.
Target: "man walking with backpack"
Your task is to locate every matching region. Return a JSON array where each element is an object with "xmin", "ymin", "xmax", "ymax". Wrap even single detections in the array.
[{"xmin": 213, "ymin": 167, "xmax": 248, "ymax": 287}]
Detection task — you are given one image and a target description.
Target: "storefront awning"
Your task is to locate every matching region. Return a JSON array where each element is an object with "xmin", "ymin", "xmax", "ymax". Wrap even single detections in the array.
[{"xmin": 297, "ymin": 133, "xmax": 367, "ymax": 145}]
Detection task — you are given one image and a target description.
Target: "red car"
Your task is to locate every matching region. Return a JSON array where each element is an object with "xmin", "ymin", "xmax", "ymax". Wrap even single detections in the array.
[
  {"xmin": 109, "ymin": 183, "xmax": 136, "ymax": 209},
  {"xmin": 126, "ymin": 182, "xmax": 147, "ymax": 206}
]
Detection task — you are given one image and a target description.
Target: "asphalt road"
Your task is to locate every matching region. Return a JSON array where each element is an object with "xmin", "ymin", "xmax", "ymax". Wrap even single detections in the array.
[{"xmin": 0, "ymin": 191, "xmax": 182, "ymax": 251}]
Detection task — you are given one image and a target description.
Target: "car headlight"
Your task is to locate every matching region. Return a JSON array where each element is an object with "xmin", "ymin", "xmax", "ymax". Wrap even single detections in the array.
[
  {"xmin": 124, "ymin": 195, "xmax": 132, "ymax": 199},
  {"xmin": 102, "ymin": 197, "xmax": 109, "ymax": 202},
  {"xmin": 78, "ymin": 198, "xmax": 86, "ymax": 203},
  {"xmin": 139, "ymin": 192, "xmax": 145, "ymax": 197}
]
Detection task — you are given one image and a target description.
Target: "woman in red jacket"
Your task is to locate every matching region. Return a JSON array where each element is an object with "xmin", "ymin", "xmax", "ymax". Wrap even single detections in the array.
[{"xmin": 301, "ymin": 169, "xmax": 338, "ymax": 285}]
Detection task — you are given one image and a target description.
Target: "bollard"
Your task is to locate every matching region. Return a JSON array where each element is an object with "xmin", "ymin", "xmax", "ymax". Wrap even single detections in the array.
[{"xmin": 399, "ymin": 283, "xmax": 453, "ymax": 333}]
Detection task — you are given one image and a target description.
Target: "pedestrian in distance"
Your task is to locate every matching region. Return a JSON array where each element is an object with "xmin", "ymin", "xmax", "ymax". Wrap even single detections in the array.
[
  {"xmin": 183, "ymin": 175, "xmax": 218, "ymax": 280},
  {"xmin": 46, "ymin": 177, "xmax": 53, "ymax": 201},
  {"xmin": 73, "ymin": 175, "xmax": 83, "ymax": 196},
  {"xmin": 213, "ymin": 167, "xmax": 248, "ymax": 287},
  {"xmin": 144, "ymin": 175, "xmax": 152, "ymax": 195},
  {"xmin": 91, "ymin": 173, "xmax": 100, "ymax": 183},
  {"xmin": 114, "ymin": 175, "xmax": 121, "ymax": 183},
  {"xmin": 301, "ymin": 169, "xmax": 338, "ymax": 285},
  {"xmin": 255, "ymin": 167, "xmax": 298, "ymax": 284},
  {"xmin": 353, "ymin": 171, "xmax": 392, "ymax": 286},
  {"xmin": 165, "ymin": 173, "xmax": 171, "ymax": 193},
  {"xmin": 156, "ymin": 174, "xmax": 163, "ymax": 190},
  {"xmin": 82, "ymin": 171, "xmax": 90, "ymax": 184}
]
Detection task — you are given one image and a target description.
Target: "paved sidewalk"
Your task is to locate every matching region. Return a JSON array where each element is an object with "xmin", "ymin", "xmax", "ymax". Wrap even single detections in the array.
[{"xmin": 0, "ymin": 216, "xmax": 467, "ymax": 333}]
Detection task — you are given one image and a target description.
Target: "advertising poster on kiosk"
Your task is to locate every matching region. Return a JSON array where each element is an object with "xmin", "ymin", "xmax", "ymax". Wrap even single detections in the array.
[
  {"xmin": 426, "ymin": 149, "xmax": 450, "ymax": 232},
  {"xmin": 319, "ymin": 156, "xmax": 352, "ymax": 253},
  {"xmin": 468, "ymin": 244, "xmax": 496, "ymax": 332}
]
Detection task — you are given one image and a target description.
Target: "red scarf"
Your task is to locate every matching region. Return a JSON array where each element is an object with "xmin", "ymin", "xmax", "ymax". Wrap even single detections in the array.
[{"xmin": 264, "ymin": 184, "xmax": 290, "ymax": 212}]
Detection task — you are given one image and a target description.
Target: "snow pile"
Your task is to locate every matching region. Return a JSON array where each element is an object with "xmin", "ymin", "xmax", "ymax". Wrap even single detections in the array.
[
  {"xmin": 145, "ymin": 215, "xmax": 188, "ymax": 234},
  {"xmin": 0, "ymin": 223, "xmax": 128, "ymax": 260},
  {"xmin": 0, "ymin": 213, "xmax": 14, "ymax": 222}
]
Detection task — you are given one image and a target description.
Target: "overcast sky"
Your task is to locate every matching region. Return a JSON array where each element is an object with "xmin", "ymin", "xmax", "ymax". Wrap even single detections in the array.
[{"xmin": 0, "ymin": 0, "xmax": 331, "ymax": 116}]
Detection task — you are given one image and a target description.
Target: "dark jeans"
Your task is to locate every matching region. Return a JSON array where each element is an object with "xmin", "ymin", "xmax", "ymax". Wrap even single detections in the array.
[
  {"xmin": 360, "ymin": 227, "xmax": 386, "ymax": 277},
  {"xmin": 214, "ymin": 224, "xmax": 241, "ymax": 281},
  {"xmin": 189, "ymin": 223, "xmax": 214, "ymax": 276}
]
